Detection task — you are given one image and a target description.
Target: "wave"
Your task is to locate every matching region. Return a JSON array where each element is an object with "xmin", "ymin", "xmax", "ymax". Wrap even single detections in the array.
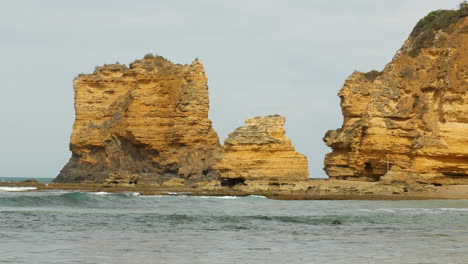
[
  {"xmin": 196, "ymin": 196, "xmax": 240, "ymax": 199},
  {"xmin": 0, "ymin": 187, "xmax": 37, "ymax": 192},
  {"xmin": 89, "ymin": 191, "xmax": 140, "ymax": 197},
  {"xmin": 139, "ymin": 194, "xmax": 267, "ymax": 199},
  {"xmin": 193, "ymin": 195, "xmax": 266, "ymax": 199},
  {"xmin": 121, "ymin": 213, "xmax": 369, "ymax": 227},
  {"xmin": 160, "ymin": 191, "xmax": 192, "ymax": 195},
  {"xmin": 0, "ymin": 191, "xmax": 264, "ymax": 210},
  {"xmin": 357, "ymin": 207, "xmax": 468, "ymax": 214},
  {"xmin": 92, "ymin": 192, "xmax": 113, "ymax": 196},
  {"xmin": 0, "ymin": 191, "xmax": 143, "ymax": 208},
  {"xmin": 247, "ymin": 195, "xmax": 266, "ymax": 199}
]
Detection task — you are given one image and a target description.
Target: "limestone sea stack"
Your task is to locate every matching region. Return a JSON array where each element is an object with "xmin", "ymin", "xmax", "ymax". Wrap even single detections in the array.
[
  {"xmin": 214, "ymin": 115, "xmax": 309, "ymax": 182},
  {"xmin": 324, "ymin": 6, "xmax": 467, "ymax": 185},
  {"xmin": 55, "ymin": 55, "xmax": 222, "ymax": 183}
]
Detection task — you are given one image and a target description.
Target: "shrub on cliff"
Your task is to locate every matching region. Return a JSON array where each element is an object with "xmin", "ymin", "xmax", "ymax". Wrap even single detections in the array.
[
  {"xmin": 363, "ymin": 70, "xmax": 382, "ymax": 82},
  {"xmin": 408, "ymin": 1, "xmax": 467, "ymax": 57}
]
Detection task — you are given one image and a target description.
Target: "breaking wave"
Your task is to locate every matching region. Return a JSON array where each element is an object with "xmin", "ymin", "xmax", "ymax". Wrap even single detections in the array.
[{"xmin": 0, "ymin": 187, "xmax": 37, "ymax": 192}]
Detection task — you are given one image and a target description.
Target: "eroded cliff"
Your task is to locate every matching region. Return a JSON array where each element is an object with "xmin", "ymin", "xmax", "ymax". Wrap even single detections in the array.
[
  {"xmin": 55, "ymin": 55, "xmax": 222, "ymax": 183},
  {"xmin": 214, "ymin": 115, "xmax": 309, "ymax": 183},
  {"xmin": 324, "ymin": 6, "xmax": 468, "ymax": 184}
]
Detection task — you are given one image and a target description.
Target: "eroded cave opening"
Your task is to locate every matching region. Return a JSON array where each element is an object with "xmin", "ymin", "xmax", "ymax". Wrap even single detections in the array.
[
  {"xmin": 364, "ymin": 162, "xmax": 384, "ymax": 182},
  {"xmin": 220, "ymin": 177, "xmax": 245, "ymax": 187}
]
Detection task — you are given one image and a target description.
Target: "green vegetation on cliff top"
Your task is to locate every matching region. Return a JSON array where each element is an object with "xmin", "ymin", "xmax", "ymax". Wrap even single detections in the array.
[{"xmin": 408, "ymin": 1, "xmax": 467, "ymax": 57}]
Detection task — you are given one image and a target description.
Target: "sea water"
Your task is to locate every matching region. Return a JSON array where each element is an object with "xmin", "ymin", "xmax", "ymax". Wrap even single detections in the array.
[
  {"xmin": 0, "ymin": 177, "xmax": 54, "ymax": 183},
  {"xmin": 0, "ymin": 186, "xmax": 467, "ymax": 263}
]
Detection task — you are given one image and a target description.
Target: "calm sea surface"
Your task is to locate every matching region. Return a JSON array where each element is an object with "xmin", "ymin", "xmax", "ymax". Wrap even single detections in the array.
[
  {"xmin": 0, "ymin": 177, "xmax": 54, "ymax": 183},
  {"xmin": 0, "ymin": 178, "xmax": 467, "ymax": 263}
]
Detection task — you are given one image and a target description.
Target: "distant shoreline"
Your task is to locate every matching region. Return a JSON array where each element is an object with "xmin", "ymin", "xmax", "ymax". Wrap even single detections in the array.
[{"xmin": 1, "ymin": 180, "xmax": 466, "ymax": 200}]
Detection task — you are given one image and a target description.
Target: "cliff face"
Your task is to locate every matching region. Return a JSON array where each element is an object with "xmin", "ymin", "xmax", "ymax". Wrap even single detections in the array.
[
  {"xmin": 324, "ymin": 9, "xmax": 467, "ymax": 184},
  {"xmin": 214, "ymin": 115, "xmax": 309, "ymax": 182},
  {"xmin": 55, "ymin": 56, "xmax": 221, "ymax": 183}
]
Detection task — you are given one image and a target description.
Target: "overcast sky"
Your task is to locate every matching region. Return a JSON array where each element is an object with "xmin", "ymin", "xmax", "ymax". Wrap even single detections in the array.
[{"xmin": 0, "ymin": 0, "xmax": 462, "ymax": 178}]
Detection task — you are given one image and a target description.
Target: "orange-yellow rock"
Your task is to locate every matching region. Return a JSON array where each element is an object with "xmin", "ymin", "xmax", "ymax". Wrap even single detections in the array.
[
  {"xmin": 214, "ymin": 115, "xmax": 309, "ymax": 181},
  {"xmin": 324, "ymin": 8, "xmax": 468, "ymax": 185},
  {"xmin": 55, "ymin": 55, "xmax": 221, "ymax": 183}
]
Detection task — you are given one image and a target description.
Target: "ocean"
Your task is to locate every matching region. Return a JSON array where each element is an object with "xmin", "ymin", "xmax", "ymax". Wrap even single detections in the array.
[
  {"xmin": 0, "ymin": 182, "xmax": 467, "ymax": 263},
  {"xmin": 0, "ymin": 177, "xmax": 54, "ymax": 183}
]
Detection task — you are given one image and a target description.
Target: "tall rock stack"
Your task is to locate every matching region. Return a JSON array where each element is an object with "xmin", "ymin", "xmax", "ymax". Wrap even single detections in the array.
[
  {"xmin": 324, "ymin": 7, "xmax": 467, "ymax": 184},
  {"xmin": 214, "ymin": 115, "xmax": 309, "ymax": 182},
  {"xmin": 55, "ymin": 55, "xmax": 222, "ymax": 183}
]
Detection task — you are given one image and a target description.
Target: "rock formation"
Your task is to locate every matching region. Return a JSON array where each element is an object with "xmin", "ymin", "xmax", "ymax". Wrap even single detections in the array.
[
  {"xmin": 55, "ymin": 55, "xmax": 309, "ymax": 185},
  {"xmin": 324, "ymin": 6, "xmax": 467, "ymax": 185},
  {"xmin": 214, "ymin": 115, "xmax": 309, "ymax": 183},
  {"xmin": 55, "ymin": 55, "xmax": 222, "ymax": 183}
]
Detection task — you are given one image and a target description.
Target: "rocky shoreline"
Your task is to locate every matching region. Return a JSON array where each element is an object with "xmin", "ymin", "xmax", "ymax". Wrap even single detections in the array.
[{"xmin": 1, "ymin": 180, "xmax": 467, "ymax": 200}]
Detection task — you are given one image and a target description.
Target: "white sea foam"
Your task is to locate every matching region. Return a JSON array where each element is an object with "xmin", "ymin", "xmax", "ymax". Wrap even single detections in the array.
[
  {"xmin": 141, "ymin": 195, "xmax": 181, "ymax": 198},
  {"xmin": 92, "ymin": 192, "xmax": 112, "ymax": 196},
  {"xmin": 358, "ymin": 207, "xmax": 468, "ymax": 214},
  {"xmin": 0, "ymin": 187, "xmax": 37, "ymax": 192},
  {"xmin": 141, "ymin": 195, "xmax": 239, "ymax": 199},
  {"xmin": 248, "ymin": 195, "xmax": 267, "ymax": 199},
  {"xmin": 161, "ymin": 191, "xmax": 192, "ymax": 195},
  {"xmin": 90, "ymin": 191, "xmax": 141, "ymax": 197},
  {"xmin": 438, "ymin": 208, "xmax": 468, "ymax": 212},
  {"xmin": 197, "ymin": 196, "xmax": 240, "ymax": 199}
]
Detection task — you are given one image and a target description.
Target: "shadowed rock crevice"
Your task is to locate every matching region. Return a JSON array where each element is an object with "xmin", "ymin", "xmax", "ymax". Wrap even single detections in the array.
[{"xmin": 220, "ymin": 177, "xmax": 246, "ymax": 187}]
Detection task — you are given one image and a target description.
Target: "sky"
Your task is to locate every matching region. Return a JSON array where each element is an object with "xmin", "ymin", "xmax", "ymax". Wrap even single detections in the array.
[{"xmin": 0, "ymin": 0, "xmax": 462, "ymax": 178}]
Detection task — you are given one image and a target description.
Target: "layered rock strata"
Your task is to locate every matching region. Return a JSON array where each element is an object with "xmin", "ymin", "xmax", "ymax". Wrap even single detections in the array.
[
  {"xmin": 55, "ymin": 55, "xmax": 222, "ymax": 183},
  {"xmin": 324, "ymin": 7, "xmax": 468, "ymax": 184},
  {"xmin": 214, "ymin": 115, "xmax": 309, "ymax": 183}
]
